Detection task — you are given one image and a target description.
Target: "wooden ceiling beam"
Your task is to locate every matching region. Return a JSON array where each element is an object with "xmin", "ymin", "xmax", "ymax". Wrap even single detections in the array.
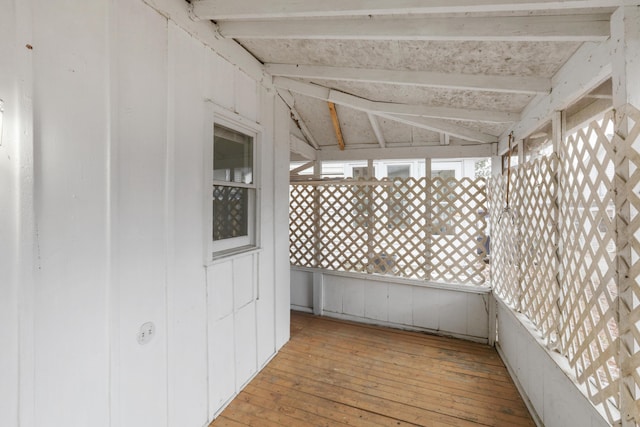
[
  {"xmin": 290, "ymin": 135, "xmax": 317, "ymax": 160},
  {"xmin": 499, "ymin": 39, "xmax": 612, "ymax": 153},
  {"xmin": 274, "ymin": 77, "xmax": 517, "ymax": 123},
  {"xmin": 217, "ymin": 15, "xmax": 610, "ymax": 42},
  {"xmin": 289, "ymin": 160, "xmax": 316, "ymax": 175},
  {"xmin": 266, "ymin": 63, "xmax": 550, "ymax": 95},
  {"xmin": 368, "ymin": 114, "xmax": 387, "ymax": 148},
  {"xmin": 318, "ymin": 143, "xmax": 497, "ymax": 161},
  {"xmin": 191, "ymin": 0, "xmax": 625, "ymax": 20},
  {"xmin": 377, "ymin": 113, "xmax": 498, "ymax": 143},
  {"xmin": 328, "ymin": 102, "xmax": 346, "ymax": 151},
  {"xmin": 274, "ymin": 78, "xmax": 499, "ymax": 143}
]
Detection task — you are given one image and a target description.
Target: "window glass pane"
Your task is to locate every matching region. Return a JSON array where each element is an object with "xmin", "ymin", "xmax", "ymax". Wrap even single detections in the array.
[
  {"xmin": 213, "ymin": 124, "xmax": 253, "ymax": 184},
  {"xmin": 387, "ymin": 165, "xmax": 410, "ymax": 179},
  {"xmin": 432, "ymin": 169, "xmax": 455, "ymax": 179},
  {"xmin": 353, "ymin": 166, "xmax": 375, "ymax": 178},
  {"xmin": 212, "ymin": 185, "xmax": 248, "ymax": 241}
]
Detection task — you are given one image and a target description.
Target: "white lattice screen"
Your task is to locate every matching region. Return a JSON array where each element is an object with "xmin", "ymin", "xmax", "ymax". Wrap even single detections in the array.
[
  {"xmin": 489, "ymin": 156, "xmax": 561, "ymax": 340},
  {"xmin": 559, "ymin": 112, "xmax": 619, "ymax": 422},
  {"xmin": 489, "ymin": 109, "xmax": 640, "ymax": 425},
  {"xmin": 290, "ymin": 177, "xmax": 488, "ymax": 285}
]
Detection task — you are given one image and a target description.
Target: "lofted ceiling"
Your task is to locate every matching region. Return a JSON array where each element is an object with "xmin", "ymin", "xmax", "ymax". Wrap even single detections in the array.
[{"xmin": 188, "ymin": 1, "xmax": 618, "ymax": 161}]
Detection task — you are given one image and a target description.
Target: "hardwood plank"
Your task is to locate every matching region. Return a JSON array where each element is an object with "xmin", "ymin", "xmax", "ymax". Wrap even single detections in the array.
[
  {"xmin": 254, "ymin": 369, "xmax": 477, "ymax": 427},
  {"xmin": 266, "ymin": 360, "xmax": 532, "ymax": 426},
  {"xmin": 277, "ymin": 348, "xmax": 529, "ymax": 412},
  {"xmin": 209, "ymin": 312, "xmax": 535, "ymax": 427},
  {"xmin": 243, "ymin": 381, "xmax": 418, "ymax": 427}
]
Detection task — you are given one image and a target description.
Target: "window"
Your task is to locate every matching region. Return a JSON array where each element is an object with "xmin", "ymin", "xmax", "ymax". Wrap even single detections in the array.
[
  {"xmin": 210, "ymin": 122, "xmax": 257, "ymax": 256},
  {"xmin": 387, "ymin": 164, "xmax": 410, "ymax": 179}
]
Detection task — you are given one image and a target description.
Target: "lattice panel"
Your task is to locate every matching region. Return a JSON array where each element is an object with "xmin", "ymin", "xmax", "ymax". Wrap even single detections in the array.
[
  {"xmin": 289, "ymin": 177, "xmax": 488, "ymax": 285},
  {"xmin": 316, "ymin": 185, "xmax": 371, "ymax": 272},
  {"xmin": 489, "ymin": 169, "xmax": 523, "ymax": 310},
  {"xmin": 558, "ymin": 111, "xmax": 620, "ymax": 423},
  {"xmin": 289, "ymin": 185, "xmax": 317, "ymax": 267},
  {"xmin": 517, "ymin": 156, "xmax": 561, "ymax": 342},
  {"xmin": 212, "ymin": 186, "xmax": 248, "ymax": 240},
  {"xmin": 368, "ymin": 178, "xmax": 429, "ymax": 278},
  {"xmin": 429, "ymin": 177, "xmax": 488, "ymax": 285},
  {"xmin": 614, "ymin": 104, "xmax": 640, "ymax": 426},
  {"xmin": 489, "ymin": 156, "xmax": 560, "ymax": 341}
]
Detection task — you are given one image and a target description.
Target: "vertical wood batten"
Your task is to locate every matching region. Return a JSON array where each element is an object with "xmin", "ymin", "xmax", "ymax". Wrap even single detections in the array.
[{"xmin": 550, "ymin": 111, "xmax": 564, "ymax": 352}]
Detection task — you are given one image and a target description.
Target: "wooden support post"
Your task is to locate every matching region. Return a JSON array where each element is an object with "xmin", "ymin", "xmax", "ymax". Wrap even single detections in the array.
[
  {"xmin": 366, "ymin": 159, "xmax": 375, "ymax": 273},
  {"xmin": 425, "ymin": 158, "xmax": 433, "ymax": 280},
  {"xmin": 313, "ymin": 160, "xmax": 322, "ymax": 269},
  {"xmin": 367, "ymin": 159, "xmax": 374, "ymax": 179},
  {"xmin": 550, "ymin": 110, "xmax": 564, "ymax": 352},
  {"xmin": 327, "ymin": 101, "xmax": 346, "ymax": 150},
  {"xmin": 611, "ymin": 6, "xmax": 640, "ymax": 426},
  {"xmin": 517, "ymin": 139, "xmax": 525, "ymax": 165},
  {"xmin": 312, "ymin": 271, "xmax": 324, "ymax": 316}
]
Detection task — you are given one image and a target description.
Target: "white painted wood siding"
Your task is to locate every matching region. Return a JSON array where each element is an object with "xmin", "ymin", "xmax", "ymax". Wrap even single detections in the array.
[
  {"xmin": 0, "ymin": 1, "xmax": 290, "ymax": 426},
  {"xmin": 495, "ymin": 298, "xmax": 610, "ymax": 427},
  {"xmin": 291, "ymin": 268, "xmax": 490, "ymax": 343}
]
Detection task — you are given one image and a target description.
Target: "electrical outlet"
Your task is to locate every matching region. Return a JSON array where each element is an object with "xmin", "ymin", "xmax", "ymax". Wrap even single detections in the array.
[{"xmin": 137, "ymin": 322, "xmax": 155, "ymax": 345}]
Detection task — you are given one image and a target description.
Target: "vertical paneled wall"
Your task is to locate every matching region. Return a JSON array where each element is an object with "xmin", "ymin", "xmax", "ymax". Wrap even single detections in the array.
[
  {"xmin": 0, "ymin": 1, "xmax": 29, "ymax": 426},
  {"xmin": 32, "ymin": 1, "xmax": 111, "ymax": 425},
  {"xmin": 291, "ymin": 269, "xmax": 490, "ymax": 343},
  {"xmin": 114, "ymin": 1, "xmax": 169, "ymax": 425},
  {"xmin": 0, "ymin": 0, "xmax": 290, "ymax": 426}
]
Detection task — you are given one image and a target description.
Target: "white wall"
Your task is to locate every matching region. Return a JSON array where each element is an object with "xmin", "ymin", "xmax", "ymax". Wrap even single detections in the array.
[
  {"xmin": 291, "ymin": 268, "xmax": 491, "ymax": 343},
  {"xmin": 0, "ymin": 0, "xmax": 290, "ymax": 426},
  {"xmin": 0, "ymin": 2, "xmax": 32, "ymax": 426},
  {"xmin": 495, "ymin": 298, "xmax": 610, "ymax": 427}
]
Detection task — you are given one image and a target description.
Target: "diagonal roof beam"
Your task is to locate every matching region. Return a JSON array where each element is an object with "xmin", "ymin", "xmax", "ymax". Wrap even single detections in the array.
[
  {"xmin": 377, "ymin": 114, "xmax": 498, "ymax": 143},
  {"xmin": 266, "ymin": 64, "xmax": 550, "ymax": 95},
  {"xmin": 368, "ymin": 114, "xmax": 386, "ymax": 148},
  {"xmin": 217, "ymin": 15, "xmax": 610, "ymax": 42},
  {"xmin": 327, "ymin": 102, "xmax": 346, "ymax": 150},
  {"xmin": 274, "ymin": 77, "xmax": 518, "ymax": 123},
  {"xmin": 191, "ymin": 0, "xmax": 625, "ymax": 20},
  {"xmin": 273, "ymin": 78, "xmax": 499, "ymax": 143},
  {"xmin": 278, "ymin": 90, "xmax": 321, "ymax": 150}
]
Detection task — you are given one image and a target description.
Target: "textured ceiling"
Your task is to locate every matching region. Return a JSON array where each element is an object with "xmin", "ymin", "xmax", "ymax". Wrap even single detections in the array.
[
  {"xmin": 299, "ymin": 79, "xmax": 534, "ymax": 112},
  {"xmin": 240, "ymin": 39, "xmax": 580, "ymax": 77},
  {"xmin": 199, "ymin": 4, "xmax": 615, "ymax": 156}
]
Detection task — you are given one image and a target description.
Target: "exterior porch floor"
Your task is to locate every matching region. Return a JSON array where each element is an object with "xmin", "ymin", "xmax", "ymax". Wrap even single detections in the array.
[{"xmin": 210, "ymin": 311, "xmax": 535, "ymax": 427}]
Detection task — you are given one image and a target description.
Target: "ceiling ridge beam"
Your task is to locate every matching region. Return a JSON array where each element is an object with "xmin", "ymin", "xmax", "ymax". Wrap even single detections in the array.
[
  {"xmin": 218, "ymin": 15, "xmax": 610, "ymax": 42},
  {"xmin": 273, "ymin": 77, "xmax": 517, "ymax": 123},
  {"xmin": 191, "ymin": 0, "xmax": 627, "ymax": 20},
  {"xmin": 266, "ymin": 63, "xmax": 550, "ymax": 95}
]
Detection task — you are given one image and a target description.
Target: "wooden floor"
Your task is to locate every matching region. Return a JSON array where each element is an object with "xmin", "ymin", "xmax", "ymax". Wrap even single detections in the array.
[{"xmin": 210, "ymin": 312, "xmax": 535, "ymax": 427}]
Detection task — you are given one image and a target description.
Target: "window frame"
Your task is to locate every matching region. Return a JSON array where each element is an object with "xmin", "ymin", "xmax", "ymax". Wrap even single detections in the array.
[{"xmin": 205, "ymin": 105, "xmax": 262, "ymax": 261}]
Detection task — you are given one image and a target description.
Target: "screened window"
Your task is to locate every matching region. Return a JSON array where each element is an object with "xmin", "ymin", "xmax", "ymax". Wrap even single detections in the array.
[{"xmin": 211, "ymin": 123, "xmax": 256, "ymax": 254}]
